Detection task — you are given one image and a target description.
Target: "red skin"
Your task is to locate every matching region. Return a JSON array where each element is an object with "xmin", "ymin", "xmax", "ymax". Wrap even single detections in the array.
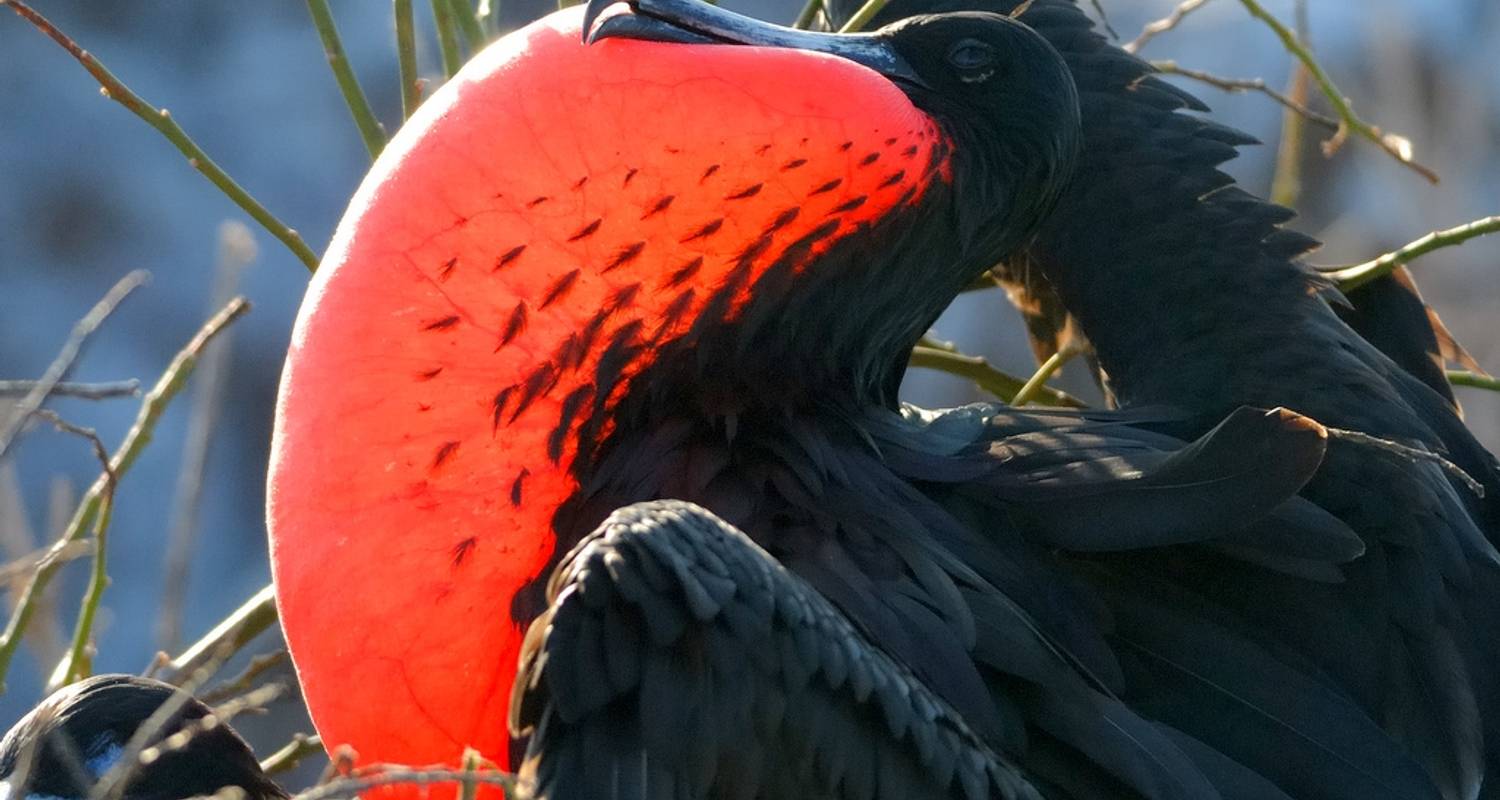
[{"xmin": 268, "ymin": 6, "xmax": 948, "ymax": 791}]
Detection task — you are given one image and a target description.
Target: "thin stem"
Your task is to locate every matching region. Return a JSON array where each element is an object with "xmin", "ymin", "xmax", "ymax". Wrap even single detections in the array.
[
  {"xmin": 1234, "ymin": 0, "xmax": 1439, "ymax": 184},
  {"xmin": 1124, "ymin": 0, "xmax": 1211, "ymax": 54},
  {"xmin": 1086, "ymin": 0, "xmax": 1118, "ymax": 40},
  {"xmin": 0, "ymin": 380, "xmax": 139, "ymax": 400},
  {"xmin": 909, "ymin": 343, "xmax": 1085, "ymax": 408},
  {"xmin": 32, "ymin": 412, "xmax": 115, "ymax": 690},
  {"xmin": 478, "ymin": 0, "xmax": 500, "ymax": 35},
  {"xmin": 156, "ymin": 584, "xmax": 278, "ymax": 686},
  {"xmin": 294, "ymin": 769, "xmax": 516, "ymax": 800},
  {"xmin": 792, "ymin": 0, "xmax": 823, "ymax": 29},
  {"xmin": 0, "ymin": 298, "xmax": 252, "ymax": 693},
  {"xmin": 432, "ymin": 0, "xmax": 465, "ymax": 78},
  {"xmin": 1011, "ymin": 344, "xmax": 1082, "ymax": 407},
  {"xmin": 1449, "ymin": 370, "xmax": 1500, "ymax": 393},
  {"xmin": 0, "ymin": 271, "xmax": 147, "ymax": 463},
  {"xmin": 1149, "ymin": 61, "xmax": 1338, "ymax": 131},
  {"xmin": 261, "ymin": 733, "xmax": 325, "ymax": 776},
  {"xmin": 447, "ymin": 0, "xmax": 486, "ymax": 51},
  {"xmin": 201, "ymin": 650, "xmax": 290, "ymax": 704},
  {"xmin": 1269, "ymin": 0, "xmax": 1309, "ymax": 207},
  {"xmin": 1324, "ymin": 215, "xmax": 1500, "ymax": 292},
  {"xmin": 837, "ymin": 0, "xmax": 891, "ymax": 33},
  {"xmin": 306, "ymin": 0, "xmax": 387, "ymax": 159},
  {"xmin": 2, "ymin": 2, "xmax": 320, "ymax": 271},
  {"xmin": 158, "ymin": 223, "xmax": 253, "ymax": 652},
  {"xmin": 395, "ymin": 0, "xmax": 422, "ymax": 119}
]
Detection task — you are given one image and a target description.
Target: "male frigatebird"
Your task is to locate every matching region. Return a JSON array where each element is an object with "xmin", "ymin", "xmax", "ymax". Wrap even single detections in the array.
[
  {"xmin": 0, "ymin": 674, "xmax": 286, "ymax": 799},
  {"xmin": 268, "ymin": 3, "xmax": 1438, "ymax": 799},
  {"xmin": 818, "ymin": 1, "xmax": 1500, "ymax": 797}
]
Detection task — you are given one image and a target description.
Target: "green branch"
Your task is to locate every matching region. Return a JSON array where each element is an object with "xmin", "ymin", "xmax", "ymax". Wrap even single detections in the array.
[
  {"xmin": 1449, "ymin": 370, "xmax": 1500, "ymax": 393},
  {"xmin": 1268, "ymin": 0, "xmax": 1309, "ymax": 208},
  {"xmin": 31, "ymin": 412, "xmax": 115, "ymax": 690},
  {"xmin": 3, "ymin": 2, "xmax": 320, "ymax": 272},
  {"xmin": 1325, "ymin": 215, "xmax": 1500, "ymax": 292},
  {"xmin": 910, "ymin": 341, "xmax": 1085, "ymax": 408},
  {"xmin": 0, "ymin": 298, "xmax": 252, "ymax": 693},
  {"xmin": 395, "ymin": 0, "xmax": 422, "ymax": 119},
  {"xmin": 792, "ymin": 0, "xmax": 823, "ymax": 29},
  {"xmin": 156, "ymin": 584, "xmax": 279, "ymax": 686},
  {"xmin": 1011, "ymin": 344, "xmax": 1083, "ymax": 407},
  {"xmin": 432, "ymin": 0, "xmax": 465, "ymax": 77},
  {"xmin": 448, "ymin": 0, "xmax": 486, "ymax": 51},
  {"xmin": 1234, "ymin": 0, "xmax": 1438, "ymax": 184},
  {"xmin": 306, "ymin": 0, "xmax": 387, "ymax": 159},
  {"xmin": 837, "ymin": 0, "xmax": 891, "ymax": 32}
]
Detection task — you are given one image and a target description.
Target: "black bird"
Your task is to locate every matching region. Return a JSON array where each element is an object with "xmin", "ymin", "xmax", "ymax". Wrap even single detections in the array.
[
  {"xmin": 0, "ymin": 674, "xmax": 286, "ymax": 800},
  {"xmin": 268, "ymin": 1, "xmax": 1450, "ymax": 798},
  {"xmin": 814, "ymin": 1, "xmax": 1500, "ymax": 797}
]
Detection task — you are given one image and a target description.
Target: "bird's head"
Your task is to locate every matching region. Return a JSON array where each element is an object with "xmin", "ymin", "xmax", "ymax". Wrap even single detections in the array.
[
  {"xmin": 0, "ymin": 675, "xmax": 285, "ymax": 800},
  {"xmin": 268, "ymin": 3, "xmax": 1079, "ymax": 790},
  {"xmin": 589, "ymin": 0, "xmax": 1081, "ymax": 284}
]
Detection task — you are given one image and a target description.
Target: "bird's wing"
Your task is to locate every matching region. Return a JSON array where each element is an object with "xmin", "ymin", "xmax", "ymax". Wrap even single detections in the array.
[
  {"xmin": 874, "ymin": 403, "xmax": 1445, "ymax": 800},
  {"xmin": 509, "ymin": 500, "xmax": 1042, "ymax": 800}
]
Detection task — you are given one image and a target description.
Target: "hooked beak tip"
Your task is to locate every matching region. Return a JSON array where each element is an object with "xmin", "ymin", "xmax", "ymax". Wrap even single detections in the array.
[{"xmin": 581, "ymin": 0, "xmax": 620, "ymax": 45}]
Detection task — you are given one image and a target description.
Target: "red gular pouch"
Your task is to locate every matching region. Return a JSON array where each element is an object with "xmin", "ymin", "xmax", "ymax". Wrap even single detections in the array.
[{"xmin": 268, "ymin": 5, "xmax": 949, "ymax": 793}]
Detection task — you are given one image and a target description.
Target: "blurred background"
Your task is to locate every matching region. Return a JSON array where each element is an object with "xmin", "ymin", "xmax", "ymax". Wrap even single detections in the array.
[{"xmin": 1, "ymin": 0, "xmax": 1496, "ymax": 786}]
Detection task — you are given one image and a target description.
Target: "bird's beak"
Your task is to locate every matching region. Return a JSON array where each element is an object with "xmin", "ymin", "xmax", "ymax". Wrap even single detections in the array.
[{"xmin": 582, "ymin": 0, "xmax": 928, "ymax": 89}]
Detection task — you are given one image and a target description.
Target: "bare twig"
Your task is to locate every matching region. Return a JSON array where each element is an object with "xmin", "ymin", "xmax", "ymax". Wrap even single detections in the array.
[
  {"xmin": 1449, "ymin": 371, "xmax": 1500, "ymax": 393},
  {"xmin": 305, "ymin": 0, "xmax": 387, "ymax": 159},
  {"xmin": 0, "ymin": 542, "xmax": 92, "ymax": 589},
  {"xmin": 157, "ymin": 584, "xmax": 278, "ymax": 686},
  {"xmin": 33, "ymin": 411, "xmax": 117, "ymax": 691},
  {"xmin": 838, "ymin": 0, "xmax": 891, "ymax": 33},
  {"xmin": 293, "ymin": 768, "xmax": 516, "ymax": 800},
  {"xmin": 0, "ymin": 271, "xmax": 147, "ymax": 463},
  {"xmin": 158, "ymin": 223, "xmax": 255, "ymax": 652},
  {"xmin": 1011, "ymin": 343, "xmax": 1084, "ymax": 407},
  {"xmin": 1326, "ymin": 427, "xmax": 1483, "ymax": 498},
  {"xmin": 1322, "ymin": 215, "xmax": 1500, "ymax": 292},
  {"xmin": 0, "ymin": 298, "xmax": 252, "ymax": 693},
  {"xmin": 200, "ymin": 650, "xmax": 290, "ymax": 704},
  {"xmin": 1149, "ymin": 61, "xmax": 1339, "ymax": 131},
  {"xmin": 0, "ymin": 380, "xmax": 139, "ymax": 400},
  {"xmin": 1124, "ymin": 0, "xmax": 1209, "ymax": 54},
  {"xmin": 262, "ymin": 733, "xmax": 326, "ymax": 776},
  {"xmin": 136, "ymin": 684, "xmax": 287, "ymax": 769},
  {"xmin": 395, "ymin": 0, "xmax": 422, "ymax": 119},
  {"xmin": 1233, "ymin": 0, "xmax": 1439, "ymax": 184},
  {"xmin": 432, "ymin": 0, "xmax": 465, "ymax": 77},
  {"xmin": 2, "ymin": 2, "xmax": 320, "ymax": 270},
  {"xmin": 909, "ymin": 339, "xmax": 1085, "ymax": 408}
]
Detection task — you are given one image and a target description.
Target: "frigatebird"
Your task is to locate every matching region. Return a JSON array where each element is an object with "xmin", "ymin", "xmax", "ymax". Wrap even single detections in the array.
[
  {"xmin": 267, "ymin": 3, "xmax": 1444, "ymax": 799},
  {"xmin": 0, "ymin": 674, "xmax": 286, "ymax": 799},
  {"xmin": 815, "ymin": 1, "xmax": 1500, "ymax": 797}
]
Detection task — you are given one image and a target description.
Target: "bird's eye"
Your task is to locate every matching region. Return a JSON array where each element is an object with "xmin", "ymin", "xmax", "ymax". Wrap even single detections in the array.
[{"xmin": 947, "ymin": 38, "xmax": 997, "ymax": 77}]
